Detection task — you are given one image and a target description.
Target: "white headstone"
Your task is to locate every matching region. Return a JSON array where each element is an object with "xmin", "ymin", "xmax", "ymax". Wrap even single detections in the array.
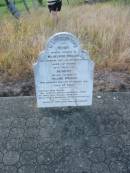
[{"xmin": 34, "ymin": 32, "xmax": 94, "ymax": 108}]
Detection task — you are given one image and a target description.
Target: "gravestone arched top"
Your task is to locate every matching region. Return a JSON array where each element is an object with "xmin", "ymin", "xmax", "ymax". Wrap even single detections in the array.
[
  {"xmin": 46, "ymin": 32, "xmax": 80, "ymax": 49},
  {"xmin": 38, "ymin": 32, "xmax": 90, "ymax": 62}
]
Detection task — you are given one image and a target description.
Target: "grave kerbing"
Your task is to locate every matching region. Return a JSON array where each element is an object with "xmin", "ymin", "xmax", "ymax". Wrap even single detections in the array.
[{"xmin": 34, "ymin": 32, "xmax": 94, "ymax": 108}]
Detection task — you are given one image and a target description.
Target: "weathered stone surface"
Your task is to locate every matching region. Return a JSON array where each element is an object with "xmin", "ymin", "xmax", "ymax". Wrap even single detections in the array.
[
  {"xmin": 0, "ymin": 118, "xmax": 13, "ymax": 128},
  {"xmin": 9, "ymin": 128, "xmax": 24, "ymax": 139},
  {"xmin": 0, "ymin": 152, "xmax": 3, "ymax": 163},
  {"xmin": 109, "ymin": 161, "xmax": 127, "ymax": 173},
  {"xmin": 34, "ymin": 32, "xmax": 94, "ymax": 108},
  {"xmin": 3, "ymin": 151, "xmax": 19, "ymax": 165},
  {"xmin": 91, "ymin": 163, "xmax": 110, "ymax": 173},
  {"xmin": 88, "ymin": 148, "xmax": 105, "ymax": 163},
  {"xmin": 24, "ymin": 127, "xmax": 39, "ymax": 138},
  {"xmin": 0, "ymin": 93, "xmax": 130, "ymax": 172},
  {"xmin": 4, "ymin": 166, "xmax": 17, "ymax": 173},
  {"xmin": 0, "ymin": 128, "xmax": 10, "ymax": 139},
  {"xmin": 21, "ymin": 137, "xmax": 38, "ymax": 151},
  {"xmin": 6, "ymin": 138, "xmax": 21, "ymax": 151},
  {"xmin": 18, "ymin": 165, "xmax": 36, "ymax": 173},
  {"xmin": 20, "ymin": 150, "xmax": 37, "ymax": 165},
  {"xmin": 26, "ymin": 118, "xmax": 39, "ymax": 127},
  {"xmin": 11, "ymin": 118, "xmax": 26, "ymax": 128}
]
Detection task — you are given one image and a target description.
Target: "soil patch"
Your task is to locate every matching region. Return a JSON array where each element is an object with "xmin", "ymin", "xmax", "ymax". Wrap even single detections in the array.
[{"xmin": 0, "ymin": 70, "xmax": 130, "ymax": 97}]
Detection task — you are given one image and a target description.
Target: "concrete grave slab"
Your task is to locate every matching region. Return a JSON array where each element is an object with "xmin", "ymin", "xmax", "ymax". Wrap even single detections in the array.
[{"xmin": 0, "ymin": 93, "xmax": 130, "ymax": 172}]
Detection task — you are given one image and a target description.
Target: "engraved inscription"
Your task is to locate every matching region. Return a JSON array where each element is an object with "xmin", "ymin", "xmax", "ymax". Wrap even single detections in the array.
[{"xmin": 34, "ymin": 32, "xmax": 94, "ymax": 107}]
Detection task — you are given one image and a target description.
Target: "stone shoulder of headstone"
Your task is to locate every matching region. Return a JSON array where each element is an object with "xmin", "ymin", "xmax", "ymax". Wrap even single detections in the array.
[{"xmin": 34, "ymin": 32, "xmax": 94, "ymax": 108}]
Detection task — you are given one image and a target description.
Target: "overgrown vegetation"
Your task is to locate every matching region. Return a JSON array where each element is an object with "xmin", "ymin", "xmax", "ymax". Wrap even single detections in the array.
[
  {"xmin": 0, "ymin": 0, "xmax": 84, "ymax": 16},
  {"xmin": 110, "ymin": 0, "xmax": 130, "ymax": 4},
  {"xmin": 0, "ymin": 3, "xmax": 130, "ymax": 80}
]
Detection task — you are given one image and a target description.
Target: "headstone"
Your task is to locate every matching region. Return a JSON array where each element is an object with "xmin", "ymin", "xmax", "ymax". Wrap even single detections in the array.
[{"xmin": 34, "ymin": 32, "xmax": 94, "ymax": 108}]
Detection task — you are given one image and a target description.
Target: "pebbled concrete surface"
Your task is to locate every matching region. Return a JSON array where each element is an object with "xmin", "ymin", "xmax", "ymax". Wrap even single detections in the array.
[{"xmin": 0, "ymin": 92, "xmax": 130, "ymax": 173}]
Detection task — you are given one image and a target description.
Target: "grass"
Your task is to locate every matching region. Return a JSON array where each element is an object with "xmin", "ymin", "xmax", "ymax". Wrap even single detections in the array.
[
  {"xmin": 0, "ymin": 0, "xmax": 84, "ymax": 16},
  {"xmin": 0, "ymin": 0, "xmax": 47, "ymax": 17},
  {"xmin": 111, "ymin": 0, "xmax": 130, "ymax": 4},
  {"xmin": 0, "ymin": 3, "xmax": 130, "ymax": 80}
]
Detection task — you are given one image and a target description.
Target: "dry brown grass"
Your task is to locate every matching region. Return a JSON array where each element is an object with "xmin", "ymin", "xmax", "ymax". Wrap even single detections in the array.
[{"xmin": 0, "ymin": 4, "xmax": 130, "ymax": 80}]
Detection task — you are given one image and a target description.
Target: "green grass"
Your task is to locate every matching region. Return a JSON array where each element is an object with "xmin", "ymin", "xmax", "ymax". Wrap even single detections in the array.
[
  {"xmin": 111, "ymin": 0, "xmax": 130, "ymax": 4},
  {"xmin": 0, "ymin": 0, "xmax": 44, "ymax": 16},
  {"xmin": 0, "ymin": 0, "xmax": 84, "ymax": 17},
  {"xmin": 103, "ymin": 0, "xmax": 130, "ymax": 5}
]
